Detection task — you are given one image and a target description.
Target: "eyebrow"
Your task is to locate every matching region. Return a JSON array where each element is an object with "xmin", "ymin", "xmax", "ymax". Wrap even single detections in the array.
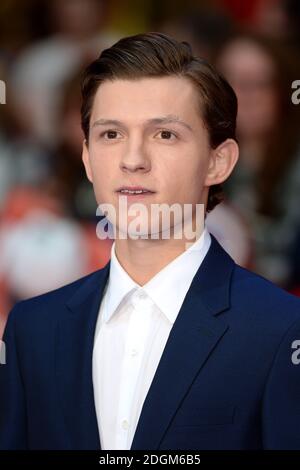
[{"xmin": 91, "ymin": 115, "xmax": 193, "ymax": 132}]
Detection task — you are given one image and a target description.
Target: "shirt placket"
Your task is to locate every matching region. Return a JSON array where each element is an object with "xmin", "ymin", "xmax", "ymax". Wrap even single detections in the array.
[{"xmin": 115, "ymin": 290, "xmax": 153, "ymax": 449}]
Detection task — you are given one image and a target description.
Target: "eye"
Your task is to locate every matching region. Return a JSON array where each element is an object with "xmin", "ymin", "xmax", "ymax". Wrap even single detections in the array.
[
  {"xmin": 101, "ymin": 130, "xmax": 122, "ymax": 140},
  {"xmin": 155, "ymin": 130, "xmax": 177, "ymax": 140}
]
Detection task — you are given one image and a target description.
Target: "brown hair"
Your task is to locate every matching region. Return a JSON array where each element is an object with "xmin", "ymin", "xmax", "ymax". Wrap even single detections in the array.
[{"xmin": 80, "ymin": 32, "xmax": 237, "ymax": 212}]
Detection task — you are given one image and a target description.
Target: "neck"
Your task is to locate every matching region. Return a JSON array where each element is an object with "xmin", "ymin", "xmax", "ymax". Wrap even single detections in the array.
[{"xmin": 114, "ymin": 223, "xmax": 204, "ymax": 286}]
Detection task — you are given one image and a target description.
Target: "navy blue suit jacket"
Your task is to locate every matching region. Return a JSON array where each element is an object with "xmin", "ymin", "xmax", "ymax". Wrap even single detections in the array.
[{"xmin": 1, "ymin": 235, "xmax": 300, "ymax": 450}]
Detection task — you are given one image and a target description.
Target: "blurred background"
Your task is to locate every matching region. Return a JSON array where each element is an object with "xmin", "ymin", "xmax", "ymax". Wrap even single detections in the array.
[{"xmin": 0, "ymin": 0, "xmax": 300, "ymax": 336}]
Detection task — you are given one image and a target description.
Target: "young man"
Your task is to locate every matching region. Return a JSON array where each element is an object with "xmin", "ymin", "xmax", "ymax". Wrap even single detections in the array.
[{"xmin": 1, "ymin": 32, "xmax": 300, "ymax": 450}]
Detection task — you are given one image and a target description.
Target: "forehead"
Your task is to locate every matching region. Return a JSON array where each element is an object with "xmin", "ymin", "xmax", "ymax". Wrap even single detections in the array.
[{"xmin": 90, "ymin": 76, "xmax": 201, "ymax": 123}]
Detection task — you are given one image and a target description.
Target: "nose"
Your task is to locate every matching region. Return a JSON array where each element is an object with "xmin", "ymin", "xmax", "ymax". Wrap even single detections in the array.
[{"xmin": 120, "ymin": 137, "xmax": 151, "ymax": 173}]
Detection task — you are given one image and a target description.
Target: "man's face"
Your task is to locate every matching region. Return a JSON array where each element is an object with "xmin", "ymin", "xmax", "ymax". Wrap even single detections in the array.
[{"xmin": 83, "ymin": 76, "xmax": 214, "ymax": 237}]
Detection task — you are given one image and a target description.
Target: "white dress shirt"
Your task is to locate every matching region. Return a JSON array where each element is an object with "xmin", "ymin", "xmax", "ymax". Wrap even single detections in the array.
[{"xmin": 92, "ymin": 228, "xmax": 211, "ymax": 450}]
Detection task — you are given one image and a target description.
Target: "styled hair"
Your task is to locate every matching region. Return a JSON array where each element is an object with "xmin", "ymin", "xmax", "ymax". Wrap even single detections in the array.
[{"xmin": 80, "ymin": 32, "xmax": 237, "ymax": 212}]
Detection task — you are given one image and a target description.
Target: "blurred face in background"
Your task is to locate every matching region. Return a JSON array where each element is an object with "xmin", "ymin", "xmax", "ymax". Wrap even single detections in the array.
[
  {"xmin": 217, "ymin": 39, "xmax": 279, "ymax": 141},
  {"xmin": 51, "ymin": 0, "xmax": 103, "ymax": 38},
  {"xmin": 59, "ymin": 102, "xmax": 83, "ymax": 155}
]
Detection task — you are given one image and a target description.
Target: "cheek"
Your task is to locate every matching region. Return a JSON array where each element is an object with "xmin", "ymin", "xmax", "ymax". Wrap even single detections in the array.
[
  {"xmin": 170, "ymin": 165, "xmax": 207, "ymax": 203},
  {"xmin": 87, "ymin": 159, "xmax": 112, "ymax": 203},
  {"xmin": 163, "ymin": 145, "xmax": 204, "ymax": 173},
  {"xmin": 183, "ymin": 152, "xmax": 208, "ymax": 183},
  {"xmin": 89, "ymin": 150, "xmax": 113, "ymax": 181}
]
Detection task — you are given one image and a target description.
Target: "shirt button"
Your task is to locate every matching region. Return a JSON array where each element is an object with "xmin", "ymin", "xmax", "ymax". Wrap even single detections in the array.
[
  {"xmin": 136, "ymin": 290, "xmax": 147, "ymax": 300},
  {"xmin": 131, "ymin": 348, "xmax": 138, "ymax": 356},
  {"xmin": 131, "ymin": 289, "xmax": 148, "ymax": 307},
  {"xmin": 121, "ymin": 420, "xmax": 129, "ymax": 430}
]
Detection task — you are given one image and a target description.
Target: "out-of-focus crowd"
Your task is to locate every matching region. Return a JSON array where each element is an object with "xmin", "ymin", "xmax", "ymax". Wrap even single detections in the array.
[{"xmin": 0, "ymin": 0, "xmax": 300, "ymax": 336}]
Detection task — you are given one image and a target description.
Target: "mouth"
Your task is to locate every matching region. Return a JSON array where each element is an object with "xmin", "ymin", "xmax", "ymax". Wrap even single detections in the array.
[{"xmin": 116, "ymin": 186, "xmax": 156, "ymax": 198}]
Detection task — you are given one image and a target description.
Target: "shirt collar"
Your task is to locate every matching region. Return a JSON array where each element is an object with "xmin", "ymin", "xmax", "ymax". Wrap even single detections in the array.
[
  {"xmin": 102, "ymin": 244, "xmax": 139, "ymax": 323},
  {"xmin": 103, "ymin": 228, "xmax": 211, "ymax": 324}
]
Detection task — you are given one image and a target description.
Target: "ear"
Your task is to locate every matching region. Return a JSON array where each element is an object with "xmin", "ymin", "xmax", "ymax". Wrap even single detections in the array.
[
  {"xmin": 204, "ymin": 138, "xmax": 239, "ymax": 187},
  {"xmin": 82, "ymin": 139, "xmax": 93, "ymax": 183}
]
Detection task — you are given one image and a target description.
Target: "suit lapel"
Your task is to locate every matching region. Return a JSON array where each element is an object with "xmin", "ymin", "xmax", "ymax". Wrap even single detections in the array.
[
  {"xmin": 131, "ymin": 236, "xmax": 235, "ymax": 450},
  {"xmin": 56, "ymin": 262, "xmax": 110, "ymax": 450}
]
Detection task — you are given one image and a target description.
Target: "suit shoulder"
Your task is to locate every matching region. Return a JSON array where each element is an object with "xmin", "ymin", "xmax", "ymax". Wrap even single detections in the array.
[
  {"xmin": 231, "ymin": 264, "xmax": 300, "ymax": 328},
  {"xmin": 7, "ymin": 265, "xmax": 108, "ymax": 327}
]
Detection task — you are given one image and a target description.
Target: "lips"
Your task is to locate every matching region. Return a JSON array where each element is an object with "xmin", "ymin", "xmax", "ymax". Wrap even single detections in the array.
[{"xmin": 116, "ymin": 186, "xmax": 155, "ymax": 194}]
